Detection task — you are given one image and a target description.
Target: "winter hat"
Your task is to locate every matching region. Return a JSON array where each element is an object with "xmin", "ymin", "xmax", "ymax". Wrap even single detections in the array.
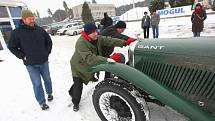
[
  {"xmin": 115, "ymin": 21, "xmax": 126, "ymax": 29},
  {"xmin": 84, "ymin": 22, "xmax": 97, "ymax": 35},
  {"xmin": 21, "ymin": 9, "xmax": 34, "ymax": 19},
  {"xmin": 104, "ymin": 12, "xmax": 108, "ymax": 17}
]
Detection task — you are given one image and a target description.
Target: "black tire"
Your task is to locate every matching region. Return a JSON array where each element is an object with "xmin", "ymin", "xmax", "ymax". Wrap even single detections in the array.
[
  {"xmin": 73, "ymin": 31, "xmax": 77, "ymax": 36},
  {"xmin": 62, "ymin": 30, "xmax": 67, "ymax": 35},
  {"xmin": 93, "ymin": 79, "xmax": 150, "ymax": 121}
]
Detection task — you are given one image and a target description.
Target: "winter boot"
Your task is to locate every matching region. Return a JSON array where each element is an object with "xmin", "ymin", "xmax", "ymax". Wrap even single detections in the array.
[
  {"xmin": 48, "ymin": 94, "xmax": 53, "ymax": 101},
  {"xmin": 41, "ymin": 103, "xmax": 49, "ymax": 110},
  {"xmin": 73, "ymin": 104, "xmax": 79, "ymax": 112}
]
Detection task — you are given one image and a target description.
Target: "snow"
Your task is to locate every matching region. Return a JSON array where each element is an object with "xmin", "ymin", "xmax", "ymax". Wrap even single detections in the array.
[
  {"xmin": 1, "ymin": 12, "xmax": 215, "ymax": 121},
  {"xmin": 123, "ymin": 14, "xmax": 215, "ymax": 39}
]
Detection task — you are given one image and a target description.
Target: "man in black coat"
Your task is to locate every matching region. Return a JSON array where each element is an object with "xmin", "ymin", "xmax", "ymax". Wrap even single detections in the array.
[
  {"xmin": 100, "ymin": 12, "xmax": 113, "ymax": 31},
  {"xmin": 100, "ymin": 21, "xmax": 135, "ymax": 78},
  {"xmin": 8, "ymin": 9, "xmax": 53, "ymax": 110},
  {"xmin": 141, "ymin": 11, "xmax": 151, "ymax": 38}
]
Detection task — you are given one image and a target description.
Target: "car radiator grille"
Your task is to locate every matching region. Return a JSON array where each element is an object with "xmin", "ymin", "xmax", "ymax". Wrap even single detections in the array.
[{"xmin": 140, "ymin": 61, "xmax": 215, "ymax": 114}]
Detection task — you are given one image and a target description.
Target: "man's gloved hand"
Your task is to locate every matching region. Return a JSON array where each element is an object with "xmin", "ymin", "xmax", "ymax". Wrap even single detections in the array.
[
  {"xmin": 126, "ymin": 38, "xmax": 136, "ymax": 45},
  {"xmin": 107, "ymin": 58, "xmax": 115, "ymax": 62},
  {"xmin": 111, "ymin": 53, "xmax": 121, "ymax": 62}
]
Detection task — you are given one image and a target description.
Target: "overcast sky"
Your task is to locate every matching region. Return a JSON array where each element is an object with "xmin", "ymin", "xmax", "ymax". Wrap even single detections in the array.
[{"xmin": 24, "ymin": 0, "xmax": 144, "ymax": 18}]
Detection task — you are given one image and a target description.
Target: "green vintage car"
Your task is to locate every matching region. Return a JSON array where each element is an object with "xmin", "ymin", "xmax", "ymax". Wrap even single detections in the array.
[{"xmin": 91, "ymin": 38, "xmax": 215, "ymax": 121}]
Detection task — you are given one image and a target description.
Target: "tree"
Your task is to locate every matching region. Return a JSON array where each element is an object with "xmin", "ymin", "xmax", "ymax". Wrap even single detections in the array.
[
  {"xmin": 52, "ymin": 9, "xmax": 67, "ymax": 22},
  {"xmin": 81, "ymin": 2, "xmax": 94, "ymax": 23},
  {"xmin": 212, "ymin": 0, "xmax": 215, "ymax": 11},
  {"xmin": 68, "ymin": 8, "xmax": 74, "ymax": 19},
  {"xmin": 169, "ymin": 0, "xmax": 176, "ymax": 8},
  {"xmin": 63, "ymin": 1, "xmax": 69, "ymax": 17},
  {"xmin": 63, "ymin": 1, "xmax": 69, "ymax": 12},
  {"xmin": 149, "ymin": 0, "xmax": 165, "ymax": 12},
  {"xmin": 169, "ymin": 0, "xmax": 194, "ymax": 8},
  {"xmin": 33, "ymin": 12, "xmax": 37, "ymax": 17},
  {"xmin": 63, "ymin": 1, "xmax": 74, "ymax": 19},
  {"xmin": 47, "ymin": 8, "xmax": 53, "ymax": 17},
  {"xmin": 36, "ymin": 10, "xmax": 40, "ymax": 18}
]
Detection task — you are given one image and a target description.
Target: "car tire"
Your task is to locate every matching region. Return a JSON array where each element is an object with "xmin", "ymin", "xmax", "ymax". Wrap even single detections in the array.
[
  {"xmin": 62, "ymin": 30, "xmax": 67, "ymax": 35},
  {"xmin": 93, "ymin": 79, "xmax": 150, "ymax": 121},
  {"xmin": 73, "ymin": 31, "xmax": 77, "ymax": 36}
]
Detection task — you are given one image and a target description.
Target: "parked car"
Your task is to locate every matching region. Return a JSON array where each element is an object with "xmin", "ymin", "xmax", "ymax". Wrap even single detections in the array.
[
  {"xmin": 41, "ymin": 25, "xmax": 62, "ymax": 36},
  {"xmin": 65, "ymin": 25, "xmax": 83, "ymax": 36},
  {"xmin": 48, "ymin": 25, "xmax": 63, "ymax": 36},
  {"xmin": 41, "ymin": 25, "xmax": 49, "ymax": 32},
  {"xmin": 56, "ymin": 22, "xmax": 83, "ymax": 35}
]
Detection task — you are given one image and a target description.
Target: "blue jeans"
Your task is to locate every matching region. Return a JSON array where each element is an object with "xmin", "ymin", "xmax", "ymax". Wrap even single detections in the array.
[
  {"xmin": 193, "ymin": 32, "xmax": 200, "ymax": 37},
  {"xmin": 26, "ymin": 61, "xmax": 52, "ymax": 105},
  {"xmin": 152, "ymin": 25, "xmax": 159, "ymax": 38}
]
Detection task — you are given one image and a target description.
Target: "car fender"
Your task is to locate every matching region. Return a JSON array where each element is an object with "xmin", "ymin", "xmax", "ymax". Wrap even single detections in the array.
[{"xmin": 90, "ymin": 62, "xmax": 215, "ymax": 121}]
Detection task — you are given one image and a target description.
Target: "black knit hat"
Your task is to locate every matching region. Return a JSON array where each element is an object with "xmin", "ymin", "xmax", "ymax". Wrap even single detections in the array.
[
  {"xmin": 84, "ymin": 22, "xmax": 97, "ymax": 35},
  {"xmin": 115, "ymin": 21, "xmax": 126, "ymax": 29}
]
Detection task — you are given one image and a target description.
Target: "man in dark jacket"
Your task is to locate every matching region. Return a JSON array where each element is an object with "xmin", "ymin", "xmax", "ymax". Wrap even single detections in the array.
[
  {"xmin": 141, "ymin": 11, "xmax": 151, "ymax": 38},
  {"xmin": 100, "ymin": 21, "xmax": 135, "ymax": 78},
  {"xmin": 100, "ymin": 12, "xmax": 113, "ymax": 31},
  {"xmin": 8, "ymin": 9, "xmax": 53, "ymax": 110}
]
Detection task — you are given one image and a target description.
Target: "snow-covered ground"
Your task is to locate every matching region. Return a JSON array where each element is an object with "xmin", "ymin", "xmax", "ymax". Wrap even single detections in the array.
[
  {"xmin": 0, "ymin": 14, "xmax": 215, "ymax": 121},
  {"xmin": 124, "ymin": 13, "xmax": 215, "ymax": 39}
]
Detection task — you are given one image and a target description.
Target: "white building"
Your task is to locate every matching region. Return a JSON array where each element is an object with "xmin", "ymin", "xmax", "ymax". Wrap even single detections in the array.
[
  {"xmin": 72, "ymin": 3, "xmax": 116, "ymax": 20},
  {"xmin": 0, "ymin": 0, "xmax": 26, "ymax": 50}
]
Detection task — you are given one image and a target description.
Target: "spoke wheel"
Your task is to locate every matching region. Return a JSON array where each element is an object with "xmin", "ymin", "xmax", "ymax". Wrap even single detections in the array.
[{"xmin": 93, "ymin": 79, "xmax": 150, "ymax": 121}]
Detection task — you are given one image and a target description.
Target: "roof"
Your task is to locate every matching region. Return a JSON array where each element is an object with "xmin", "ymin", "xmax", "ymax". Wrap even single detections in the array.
[{"xmin": 0, "ymin": 0, "xmax": 26, "ymax": 7}]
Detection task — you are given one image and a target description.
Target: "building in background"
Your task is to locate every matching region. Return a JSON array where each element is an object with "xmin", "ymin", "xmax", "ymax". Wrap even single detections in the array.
[
  {"xmin": 0, "ymin": 0, "xmax": 26, "ymax": 50},
  {"xmin": 72, "ymin": 3, "xmax": 116, "ymax": 21}
]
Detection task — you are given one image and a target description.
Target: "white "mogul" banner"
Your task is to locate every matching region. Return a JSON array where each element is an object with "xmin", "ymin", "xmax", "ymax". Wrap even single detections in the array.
[
  {"xmin": 157, "ymin": 5, "xmax": 193, "ymax": 18},
  {"xmin": 119, "ymin": 5, "xmax": 194, "ymax": 21}
]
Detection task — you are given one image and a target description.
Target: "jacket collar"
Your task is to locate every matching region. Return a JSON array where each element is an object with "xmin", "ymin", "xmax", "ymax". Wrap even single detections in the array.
[
  {"xmin": 19, "ymin": 20, "xmax": 36, "ymax": 30},
  {"xmin": 81, "ymin": 31, "xmax": 92, "ymax": 41}
]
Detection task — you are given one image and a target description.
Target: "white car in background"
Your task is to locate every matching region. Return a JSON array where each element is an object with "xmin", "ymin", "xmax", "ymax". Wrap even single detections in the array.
[
  {"xmin": 56, "ymin": 22, "xmax": 83, "ymax": 35},
  {"xmin": 65, "ymin": 25, "xmax": 83, "ymax": 36}
]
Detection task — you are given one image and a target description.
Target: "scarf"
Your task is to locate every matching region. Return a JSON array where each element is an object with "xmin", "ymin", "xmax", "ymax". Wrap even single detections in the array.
[
  {"xmin": 194, "ymin": 7, "xmax": 203, "ymax": 14},
  {"xmin": 81, "ymin": 31, "xmax": 91, "ymax": 41}
]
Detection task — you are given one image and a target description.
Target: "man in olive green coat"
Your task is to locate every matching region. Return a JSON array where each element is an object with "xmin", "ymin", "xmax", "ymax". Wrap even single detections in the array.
[{"xmin": 69, "ymin": 22, "xmax": 135, "ymax": 111}]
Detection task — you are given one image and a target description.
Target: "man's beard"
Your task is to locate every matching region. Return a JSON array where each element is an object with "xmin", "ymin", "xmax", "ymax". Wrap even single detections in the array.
[{"xmin": 29, "ymin": 22, "xmax": 35, "ymax": 27}]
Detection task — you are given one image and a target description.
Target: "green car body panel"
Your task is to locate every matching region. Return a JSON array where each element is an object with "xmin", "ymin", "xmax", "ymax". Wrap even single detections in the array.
[
  {"xmin": 91, "ymin": 38, "xmax": 215, "ymax": 121},
  {"xmin": 91, "ymin": 62, "xmax": 215, "ymax": 121}
]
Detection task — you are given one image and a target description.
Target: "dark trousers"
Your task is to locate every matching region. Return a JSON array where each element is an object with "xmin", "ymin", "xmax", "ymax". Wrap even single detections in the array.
[
  {"xmin": 143, "ymin": 27, "xmax": 149, "ymax": 38},
  {"xmin": 68, "ymin": 77, "xmax": 83, "ymax": 105},
  {"xmin": 193, "ymin": 32, "xmax": 200, "ymax": 37},
  {"xmin": 105, "ymin": 72, "xmax": 111, "ymax": 78}
]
